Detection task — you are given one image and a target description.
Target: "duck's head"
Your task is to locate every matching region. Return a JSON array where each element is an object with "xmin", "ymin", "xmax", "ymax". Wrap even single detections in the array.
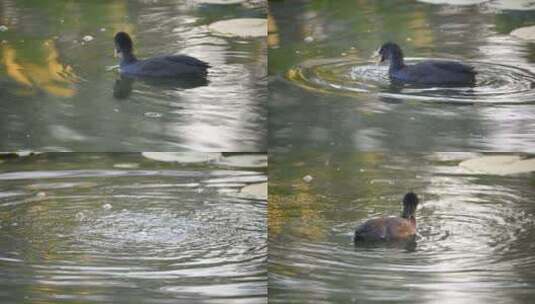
[
  {"xmin": 114, "ymin": 32, "xmax": 134, "ymax": 57},
  {"xmin": 373, "ymin": 42, "xmax": 404, "ymax": 64},
  {"xmin": 401, "ymin": 192, "xmax": 419, "ymax": 219}
]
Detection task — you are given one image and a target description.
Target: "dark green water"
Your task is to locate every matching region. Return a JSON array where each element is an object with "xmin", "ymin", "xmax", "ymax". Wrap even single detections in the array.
[
  {"xmin": 0, "ymin": 1, "xmax": 267, "ymax": 151},
  {"xmin": 269, "ymin": 152, "xmax": 535, "ymax": 303},
  {"xmin": 269, "ymin": 0, "xmax": 535, "ymax": 152},
  {"xmin": 0, "ymin": 153, "xmax": 267, "ymax": 303}
]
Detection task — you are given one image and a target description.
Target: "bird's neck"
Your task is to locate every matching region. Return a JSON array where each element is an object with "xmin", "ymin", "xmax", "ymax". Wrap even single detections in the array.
[
  {"xmin": 389, "ymin": 53, "xmax": 405, "ymax": 72},
  {"xmin": 409, "ymin": 216, "xmax": 416, "ymax": 228},
  {"xmin": 401, "ymin": 208, "xmax": 414, "ymax": 219},
  {"xmin": 120, "ymin": 52, "xmax": 137, "ymax": 66}
]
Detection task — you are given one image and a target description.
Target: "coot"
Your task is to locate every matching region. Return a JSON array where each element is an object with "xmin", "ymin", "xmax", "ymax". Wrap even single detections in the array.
[
  {"xmin": 374, "ymin": 42, "xmax": 476, "ymax": 86},
  {"xmin": 354, "ymin": 192, "xmax": 419, "ymax": 242},
  {"xmin": 114, "ymin": 32, "xmax": 210, "ymax": 78}
]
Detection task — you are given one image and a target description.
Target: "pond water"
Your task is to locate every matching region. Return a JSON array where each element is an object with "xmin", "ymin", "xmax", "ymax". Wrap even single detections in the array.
[
  {"xmin": 0, "ymin": 0, "xmax": 266, "ymax": 151},
  {"xmin": 0, "ymin": 153, "xmax": 267, "ymax": 303},
  {"xmin": 269, "ymin": 152, "xmax": 535, "ymax": 303},
  {"xmin": 269, "ymin": 0, "xmax": 535, "ymax": 152},
  {"xmin": 268, "ymin": 152, "xmax": 535, "ymax": 303}
]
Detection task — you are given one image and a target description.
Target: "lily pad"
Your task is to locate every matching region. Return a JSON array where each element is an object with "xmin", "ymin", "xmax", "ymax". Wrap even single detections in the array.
[
  {"xmin": 141, "ymin": 152, "xmax": 220, "ymax": 163},
  {"xmin": 488, "ymin": 0, "xmax": 535, "ymax": 10},
  {"xmin": 511, "ymin": 25, "xmax": 535, "ymax": 41},
  {"xmin": 208, "ymin": 18, "xmax": 267, "ymax": 38},
  {"xmin": 240, "ymin": 182, "xmax": 267, "ymax": 199},
  {"xmin": 459, "ymin": 155, "xmax": 535, "ymax": 175},
  {"xmin": 417, "ymin": 0, "xmax": 486, "ymax": 5},
  {"xmin": 216, "ymin": 154, "xmax": 267, "ymax": 168},
  {"xmin": 195, "ymin": 0, "xmax": 245, "ymax": 4},
  {"xmin": 113, "ymin": 163, "xmax": 140, "ymax": 169},
  {"xmin": 0, "ymin": 152, "xmax": 42, "ymax": 158}
]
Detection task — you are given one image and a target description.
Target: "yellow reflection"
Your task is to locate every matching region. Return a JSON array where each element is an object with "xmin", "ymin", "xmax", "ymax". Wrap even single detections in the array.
[
  {"xmin": 269, "ymin": 153, "xmax": 388, "ymax": 241},
  {"xmin": 268, "ymin": 13, "xmax": 279, "ymax": 48},
  {"xmin": 408, "ymin": 11, "xmax": 433, "ymax": 47},
  {"xmin": 2, "ymin": 46, "xmax": 32, "ymax": 86},
  {"xmin": 109, "ymin": 1, "xmax": 135, "ymax": 38},
  {"xmin": 1, "ymin": 40, "xmax": 77, "ymax": 97},
  {"xmin": 269, "ymin": 180, "xmax": 327, "ymax": 241}
]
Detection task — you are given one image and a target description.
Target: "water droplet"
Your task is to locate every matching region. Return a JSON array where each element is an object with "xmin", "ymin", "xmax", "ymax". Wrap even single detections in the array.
[
  {"xmin": 75, "ymin": 212, "xmax": 85, "ymax": 221},
  {"xmin": 303, "ymin": 175, "xmax": 313, "ymax": 183},
  {"xmin": 144, "ymin": 112, "xmax": 162, "ymax": 118},
  {"xmin": 113, "ymin": 163, "xmax": 139, "ymax": 169}
]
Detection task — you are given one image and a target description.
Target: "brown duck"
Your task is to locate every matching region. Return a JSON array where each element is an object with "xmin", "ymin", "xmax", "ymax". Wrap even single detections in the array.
[{"xmin": 354, "ymin": 192, "xmax": 419, "ymax": 242}]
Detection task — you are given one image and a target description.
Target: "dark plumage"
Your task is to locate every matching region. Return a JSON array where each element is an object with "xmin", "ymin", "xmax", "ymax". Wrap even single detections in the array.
[
  {"xmin": 354, "ymin": 192, "xmax": 419, "ymax": 242},
  {"xmin": 114, "ymin": 32, "xmax": 210, "ymax": 78},
  {"xmin": 375, "ymin": 42, "xmax": 476, "ymax": 86}
]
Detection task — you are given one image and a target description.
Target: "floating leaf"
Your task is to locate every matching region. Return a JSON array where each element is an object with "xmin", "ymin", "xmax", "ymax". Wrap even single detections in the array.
[
  {"xmin": 459, "ymin": 155, "xmax": 535, "ymax": 175},
  {"xmin": 141, "ymin": 152, "xmax": 220, "ymax": 163},
  {"xmin": 208, "ymin": 18, "xmax": 267, "ymax": 38},
  {"xmin": 511, "ymin": 25, "xmax": 535, "ymax": 41},
  {"xmin": 240, "ymin": 182, "xmax": 267, "ymax": 199}
]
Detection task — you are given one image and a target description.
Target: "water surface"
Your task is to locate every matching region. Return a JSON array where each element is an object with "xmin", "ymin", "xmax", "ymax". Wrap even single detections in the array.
[
  {"xmin": 0, "ymin": 153, "xmax": 267, "ymax": 303},
  {"xmin": 269, "ymin": 0, "xmax": 535, "ymax": 151},
  {"xmin": 0, "ymin": 0, "xmax": 266, "ymax": 151},
  {"xmin": 269, "ymin": 152, "xmax": 535, "ymax": 303}
]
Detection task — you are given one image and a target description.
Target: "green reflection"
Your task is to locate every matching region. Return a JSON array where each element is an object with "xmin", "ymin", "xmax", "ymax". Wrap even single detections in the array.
[{"xmin": 0, "ymin": 0, "xmax": 133, "ymax": 97}]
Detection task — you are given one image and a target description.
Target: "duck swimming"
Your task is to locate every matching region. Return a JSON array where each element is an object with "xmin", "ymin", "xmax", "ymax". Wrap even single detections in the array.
[
  {"xmin": 354, "ymin": 192, "xmax": 419, "ymax": 242},
  {"xmin": 114, "ymin": 32, "xmax": 210, "ymax": 78},
  {"xmin": 374, "ymin": 42, "xmax": 476, "ymax": 86}
]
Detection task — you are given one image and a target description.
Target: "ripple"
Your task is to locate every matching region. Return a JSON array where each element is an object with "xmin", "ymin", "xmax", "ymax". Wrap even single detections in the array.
[
  {"xmin": 0, "ymin": 165, "xmax": 267, "ymax": 303},
  {"xmin": 269, "ymin": 153, "xmax": 535, "ymax": 303},
  {"xmin": 288, "ymin": 58, "xmax": 535, "ymax": 104}
]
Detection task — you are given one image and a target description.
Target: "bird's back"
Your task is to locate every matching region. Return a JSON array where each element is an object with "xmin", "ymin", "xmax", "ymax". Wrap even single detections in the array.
[
  {"xmin": 121, "ymin": 55, "xmax": 209, "ymax": 78},
  {"xmin": 354, "ymin": 216, "xmax": 415, "ymax": 242},
  {"xmin": 394, "ymin": 60, "xmax": 476, "ymax": 85}
]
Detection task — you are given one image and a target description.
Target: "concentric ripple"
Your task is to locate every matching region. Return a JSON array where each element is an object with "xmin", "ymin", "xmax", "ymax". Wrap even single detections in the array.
[
  {"xmin": 269, "ymin": 152, "xmax": 535, "ymax": 303},
  {"xmin": 0, "ymin": 161, "xmax": 267, "ymax": 303},
  {"xmin": 288, "ymin": 58, "xmax": 535, "ymax": 104}
]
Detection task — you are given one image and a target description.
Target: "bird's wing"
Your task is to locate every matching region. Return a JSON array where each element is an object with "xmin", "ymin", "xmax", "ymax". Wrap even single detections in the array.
[
  {"xmin": 134, "ymin": 56, "xmax": 209, "ymax": 77},
  {"xmin": 385, "ymin": 217, "xmax": 414, "ymax": 239},
  {"xmin": 137, "ymin": 59, "xmax": 171, "ymax": 72},
  {"xmin": 355, "ymin": 218, "xmax": 386, "ymax": 240},
  {"xmin": 428, "ymin": 61, "xmax": 476, "ymax": 74},
  {"xmin": 165, "ymin": 55, "xmax": 210, "ymax": 68}
]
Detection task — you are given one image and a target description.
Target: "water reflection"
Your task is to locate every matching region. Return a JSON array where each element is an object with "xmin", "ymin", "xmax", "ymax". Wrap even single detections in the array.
[
  {"xmin": 269, "ymin": 152, "xmax": 535, "ymax": 303},
  {"xmin": 0, "ymin": 0, "xmax": 266, "ymax": 151},
  {"xmin": 1, "ymin": 41, "xmax": 78, "ymax": 97},
  {"xmin": 269, "ymin": 0, "xmax": 535, "ymax": 151},
  {"xmin": 112, "ymin": 75, "xmax": 208, "ymax": 99},
  {"xmin": 0, "ymin": 153, "xmax": 267, "ymax": 303}
]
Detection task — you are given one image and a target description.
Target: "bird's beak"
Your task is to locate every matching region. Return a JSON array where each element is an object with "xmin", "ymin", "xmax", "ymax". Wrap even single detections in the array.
[{"xmin": 371, "ymin": 49, "xmax": 382, "ymax": 64}]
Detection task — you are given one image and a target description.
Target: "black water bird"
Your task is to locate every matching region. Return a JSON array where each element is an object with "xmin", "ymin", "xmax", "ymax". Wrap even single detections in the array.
[
  {"xmin": 374, "ymin": 42, "xmax": 476, "ymax": 86},
  {"xmin": 114, "ymin": 32, "xmax": 210, "ymax": 79}
]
